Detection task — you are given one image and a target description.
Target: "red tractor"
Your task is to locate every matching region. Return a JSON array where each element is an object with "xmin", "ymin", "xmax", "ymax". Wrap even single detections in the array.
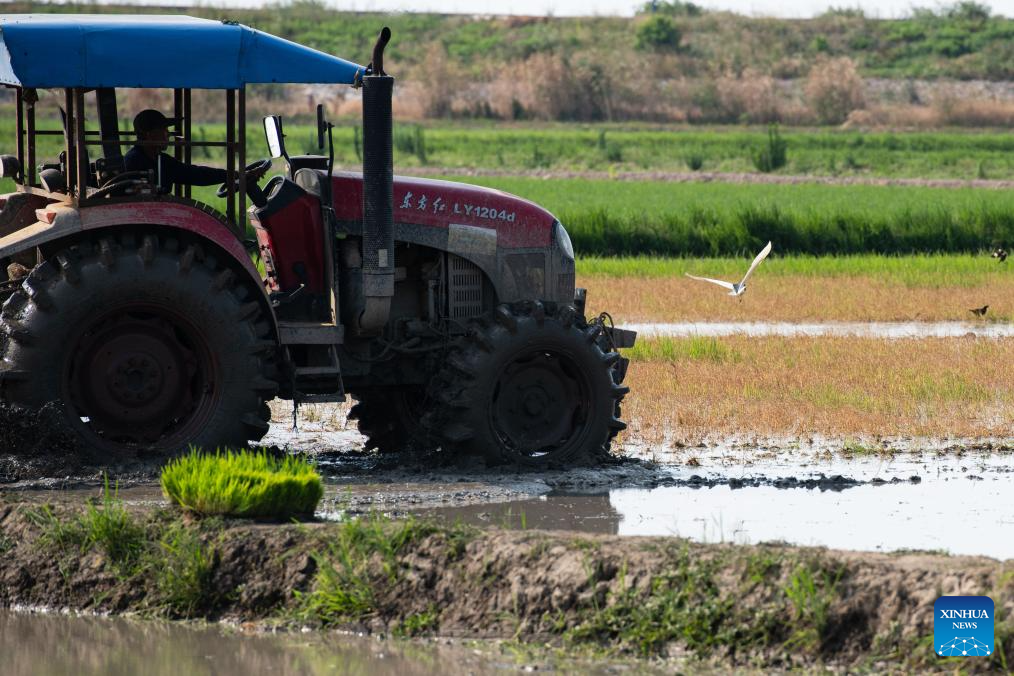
[{"xmin": 0, "ymin": 15, "xmax": 634, "ymax": 467}]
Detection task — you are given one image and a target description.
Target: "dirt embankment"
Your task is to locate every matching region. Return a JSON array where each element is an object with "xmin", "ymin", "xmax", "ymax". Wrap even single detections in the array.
[{"xmin": 1, "ymin": 500, "xmax": 1010, "ymax": 671}]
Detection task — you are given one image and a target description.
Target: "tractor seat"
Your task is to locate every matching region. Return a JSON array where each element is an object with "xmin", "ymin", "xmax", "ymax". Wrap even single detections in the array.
[{"xmin": 293, "ymin": 168, "xmax": 327, "ymax": 200}]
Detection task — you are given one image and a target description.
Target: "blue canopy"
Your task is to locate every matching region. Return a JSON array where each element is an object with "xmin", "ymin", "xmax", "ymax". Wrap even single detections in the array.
[{"xmin": 0, "ymin": 14, "xmax": 365, "ymax": 89}]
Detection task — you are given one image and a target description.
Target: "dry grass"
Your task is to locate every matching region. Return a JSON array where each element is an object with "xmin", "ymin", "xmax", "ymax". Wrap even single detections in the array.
[
  {"xmin": 620, "ymin": 335, "xmax": 1014, "ymax": 443},
  {"xmin": 583, "ymin": 274, "xmax": 1014, "ymax": 323}
]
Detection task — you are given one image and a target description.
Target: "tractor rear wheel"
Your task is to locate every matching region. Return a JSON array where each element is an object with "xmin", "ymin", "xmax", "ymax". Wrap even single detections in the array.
[
  {"xmin": 423, "ymin": 302, "xmax": 629, "ymax": 468},
  {"xmin": 348, "ymin": 387, "xmax": 425, "ymax": 454},
  {"xmin": 0, "ymin": 231, "xmax": 278, "ymax": 457}
]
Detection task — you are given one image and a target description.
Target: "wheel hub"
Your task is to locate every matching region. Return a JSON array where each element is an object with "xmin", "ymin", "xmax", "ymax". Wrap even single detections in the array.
[
  {"xmin": 68, "ymin": 309, "xmax": 207, "ymax": 443},
  {"xmin": 493, "ymin": 352, "xmax": 586, "ymax": 456},
  {"xmin": 109, "ymin": 353, "xmax": 165, "ymax": 405}
]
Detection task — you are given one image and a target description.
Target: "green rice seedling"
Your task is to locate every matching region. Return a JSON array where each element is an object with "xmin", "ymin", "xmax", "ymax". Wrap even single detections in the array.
[{"xmin": 160, "ymin": 448, "xmax": 323, "ymax": 519}]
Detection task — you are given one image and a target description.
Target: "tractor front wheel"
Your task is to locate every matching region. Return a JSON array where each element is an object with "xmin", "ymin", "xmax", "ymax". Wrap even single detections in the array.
[
  {"xmin": 423, "ymin": 302, "xmax": 629, "ymax": 468},
  {"xmin": 0, "ymin": 231, "xmax": 278, "ymax": 457}
]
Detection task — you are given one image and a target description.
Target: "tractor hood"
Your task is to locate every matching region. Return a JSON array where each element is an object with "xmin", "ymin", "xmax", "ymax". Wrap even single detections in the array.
[{"xmin": 326, "ymin": 172, "xmax": 556, "ymax": 249}]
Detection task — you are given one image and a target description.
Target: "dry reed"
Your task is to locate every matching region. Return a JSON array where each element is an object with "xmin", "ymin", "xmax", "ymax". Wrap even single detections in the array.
[{"xmin": 620, "ymin": 335, "xmax": 1014, "ymax": 443}]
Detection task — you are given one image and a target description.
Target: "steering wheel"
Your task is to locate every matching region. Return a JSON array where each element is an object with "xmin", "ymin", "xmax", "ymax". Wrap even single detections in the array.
[
  {"xmin": 88, "ymin": 179, "xmax": 148, "ymax": 200},
  {"xmin": 216, "ymin": 158, "xmax": 272, "ymax": 199}
]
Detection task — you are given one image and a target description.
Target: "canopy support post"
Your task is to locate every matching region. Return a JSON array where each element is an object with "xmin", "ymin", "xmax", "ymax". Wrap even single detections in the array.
[
  {"xmin": 183, "ymin": 89, "xmax": 192, "ymax": 199},
  {"xmin": 26, "ymin": 90, "xmax": 36, "ymax": 188},
  {"xmin": 64, "ymin": 89, "xmax": 76, "ymax": 199},
  {"xmin": 15, "ymin": 88, "xmax": 24, "ymax": 183},
  {"xmin": 74, "ymin": 88, "xmax": 88, "ymax": 199},
  {"xmin": 238, "ymin": 87, "xmax": 246, "ymax": 225},
  {"xmin": 173, "ymin": 88, "xmax": 183, "ymax": 198},
  {"xmin": 226, "ymin": 89, "xmax": 236, "ymax": 226}
]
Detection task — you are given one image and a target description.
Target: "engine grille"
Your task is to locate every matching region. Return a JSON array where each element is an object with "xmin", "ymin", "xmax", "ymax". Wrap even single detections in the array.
[{"xmin": 447, "ymin": 254, "xmax": 484, "ymax": 319}]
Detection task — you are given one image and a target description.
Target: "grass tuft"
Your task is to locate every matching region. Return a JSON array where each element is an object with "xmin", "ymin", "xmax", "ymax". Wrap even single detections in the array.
[
  {"xmin": 160, "ymin": 448, "xmax": 323, "ymax": 519},
  {"xmin": 782, "ymin": 562, "xmax": 843, "ymax": 651},
  {"xmin": 152, "ymin": 522, "xmax": 218, "ymax": 616},
  {"xmin": 29, "ymin": 477, "xmax": 147, "ymax": 573},
  {"xmin": 627, "ymin": 336, "xmax": 738, "ymax": 363},
  {"xmin": 565, "ymin": 546, "xmax": 734, "ymax": 656},
  {"xmin": 296, "ymin": 516, "xmax": 446, "ymax": 626}
]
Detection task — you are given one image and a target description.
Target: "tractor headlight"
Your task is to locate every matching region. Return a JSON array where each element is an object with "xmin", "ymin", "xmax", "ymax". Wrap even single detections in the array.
[{"xmin": 554, "ymin": 221, "xmax": 574, "ymax": 261}]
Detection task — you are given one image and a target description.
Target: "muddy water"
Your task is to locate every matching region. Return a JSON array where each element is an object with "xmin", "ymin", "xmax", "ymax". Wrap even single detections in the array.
[
  {"xmin": 9, "ymin": 438, "xmax": 1014, "ymax": 560},
  {"xmin": 0, "ymin": 610, "xmax": 652, "ymax": 676},
  {"xmin": 416, "ymin": 450, "xmax": 1014, "ymax": 560},
  {"xmin": 626, "ymin": 321, "xmax": 1014, "ymax": 339}
]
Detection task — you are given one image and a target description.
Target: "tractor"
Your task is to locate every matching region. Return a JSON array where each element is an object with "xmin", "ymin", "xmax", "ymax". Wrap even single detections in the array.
[{"xmin": 0, "ymin": 15, "xmax": 635, "ymax": 467}]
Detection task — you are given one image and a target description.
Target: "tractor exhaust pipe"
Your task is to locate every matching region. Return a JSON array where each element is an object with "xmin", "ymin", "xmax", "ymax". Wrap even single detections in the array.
[{"xmin": 357, "ymin": 27, "xmax": 394, "ymax": 335}]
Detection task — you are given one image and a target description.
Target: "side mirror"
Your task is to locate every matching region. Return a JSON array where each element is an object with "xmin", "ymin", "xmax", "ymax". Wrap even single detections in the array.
[{"xmin": 263, "ymin": 116, "xmax": 286, "ymax": 159}]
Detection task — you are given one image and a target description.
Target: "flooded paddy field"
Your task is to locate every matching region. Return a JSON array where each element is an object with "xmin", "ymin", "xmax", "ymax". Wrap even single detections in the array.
[{"xmin": 6, "ymin": 418, "xmax": 1013, "ymax": 560}]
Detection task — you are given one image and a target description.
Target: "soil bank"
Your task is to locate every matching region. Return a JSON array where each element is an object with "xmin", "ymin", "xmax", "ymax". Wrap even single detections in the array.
[{"xmin": 0, "ymin": 499, "xmax": 1010, "ymax": 672}]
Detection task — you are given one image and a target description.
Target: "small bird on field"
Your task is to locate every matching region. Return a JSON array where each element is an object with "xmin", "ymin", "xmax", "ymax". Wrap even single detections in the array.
[
  {"xmin": 993, "ymin": 248, "xmax": 1008, "ymax": 263},
  {"xmin": 969, "ymin": 305, "xmax": 989, "ymax": 317},
  {"xmin": 685, "ymin": 241, "xmax": 773, "ymax": 297}
]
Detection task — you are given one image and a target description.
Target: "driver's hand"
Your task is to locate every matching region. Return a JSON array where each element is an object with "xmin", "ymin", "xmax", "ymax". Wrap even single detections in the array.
[{"xmin": 247, "ymin": 164, "xmax": 269, "ymax": 182}]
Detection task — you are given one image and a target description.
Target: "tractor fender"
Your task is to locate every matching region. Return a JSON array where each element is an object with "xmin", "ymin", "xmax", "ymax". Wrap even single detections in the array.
[{"xmin": 0, "ymin": 197, "xmax": 277, "ymax": 336}]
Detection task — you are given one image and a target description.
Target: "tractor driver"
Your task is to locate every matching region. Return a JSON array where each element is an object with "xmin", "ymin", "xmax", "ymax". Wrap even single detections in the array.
[{"xmin": 124, "ymin": 109, "xmax": 268, "ymax": 197}]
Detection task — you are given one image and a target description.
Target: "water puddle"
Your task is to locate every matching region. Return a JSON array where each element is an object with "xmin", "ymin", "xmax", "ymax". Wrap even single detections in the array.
[
  {"xmin": 416, "ymin": 450, "xmax": 1014, "ymax": 560},
  {"xmin": 626, "ymin": 321, "xmax": 1014, "ymax": 339},
  {"xmin": 9, "ymin": 441, "xmax": 1014, "ymax": 560}
]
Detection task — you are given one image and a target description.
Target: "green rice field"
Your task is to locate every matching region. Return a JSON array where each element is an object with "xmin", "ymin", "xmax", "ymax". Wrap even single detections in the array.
[
  {"xmin": 453, "ymin": 177, "xmax": 1014, "ymax": 256},
  {"xmin": 4, "ymin": 116, "xmax": 1014, "ymax": 257},
  {"xmin": 577, "ymin": 253, "xmax": 1011, "ymax": 287},
  {"xmin": 6, "ymin": 114, "xmax": 1014, "ymax": 180}
]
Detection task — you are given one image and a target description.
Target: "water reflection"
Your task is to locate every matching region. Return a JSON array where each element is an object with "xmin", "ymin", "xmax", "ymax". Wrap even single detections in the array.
[
  {"xmin": 423, "ymin": 492, "xmax": 622, "ymax": 534},
  {"xmin": 418, "ymin": 452, "xmax": 1014, "ymax": 560},
  {"xmin": 0, "ymin": 612, "xmax": 492, "ymax": 676}
]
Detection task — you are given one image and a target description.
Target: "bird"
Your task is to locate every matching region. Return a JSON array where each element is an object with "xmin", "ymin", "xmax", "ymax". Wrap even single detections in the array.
[
  {"xmin": 685, "ymin": 241, "xmax": 773, "ymax": 297},
  {"xmin": 992, "ymin": 248, "xmax": 1008, "ymax": 263},
  {"xmin": 969, "ymin": 305, "xmax": 989, "ymax": 317}
]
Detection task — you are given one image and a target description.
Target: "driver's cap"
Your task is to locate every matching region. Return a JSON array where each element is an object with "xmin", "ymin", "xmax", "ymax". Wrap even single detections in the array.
[{"xmin": 133, "ymin": 109, "xmax": 181, "ymax": 136}]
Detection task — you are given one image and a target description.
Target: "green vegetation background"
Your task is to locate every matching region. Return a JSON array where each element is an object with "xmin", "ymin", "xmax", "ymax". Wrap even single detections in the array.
[{"xmin": 5, "ymin": 0, "xmax": 1014, "ymax": 80}]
